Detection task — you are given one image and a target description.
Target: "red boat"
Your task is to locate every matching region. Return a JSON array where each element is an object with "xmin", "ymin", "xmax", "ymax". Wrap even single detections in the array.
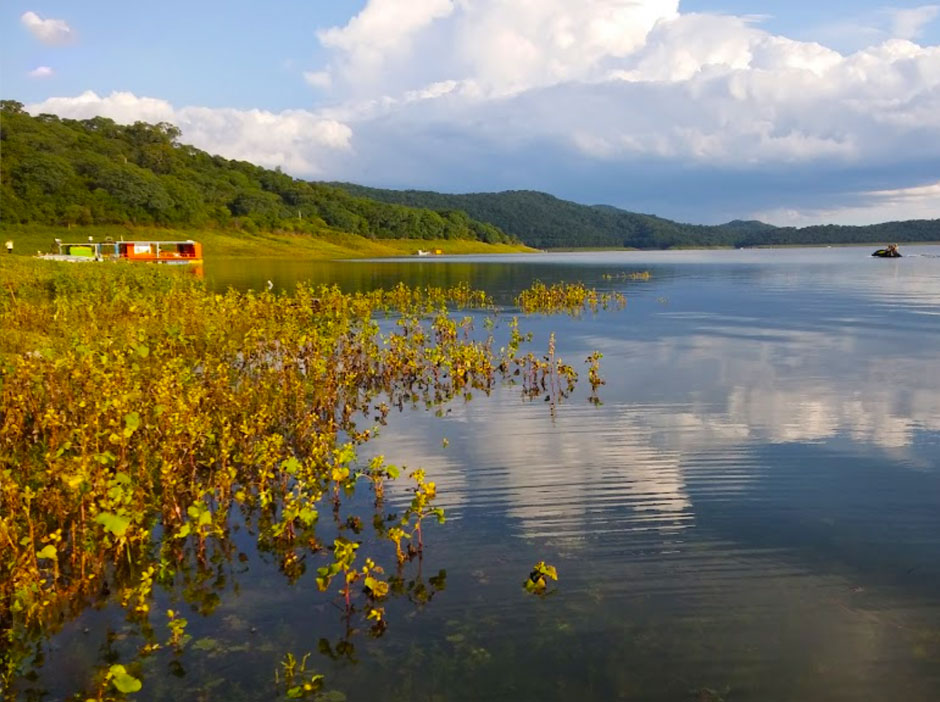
[{"xmin": 39, "ymin": 239, "xmax": 203, "ymax": 265}]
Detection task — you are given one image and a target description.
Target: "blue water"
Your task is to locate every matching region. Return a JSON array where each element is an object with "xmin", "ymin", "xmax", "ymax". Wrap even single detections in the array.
[{"xmin": 43, "ymin": 247, "xmax": 940, "ymax": 700}]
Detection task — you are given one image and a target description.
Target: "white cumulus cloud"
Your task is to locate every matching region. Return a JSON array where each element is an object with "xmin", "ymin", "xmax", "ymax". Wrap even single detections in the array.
[
  {"xmin": 28, "ymin": 66, "xmax": 54, "ymax": 79},
  {"xmin": 304, "ymin": 2, "xmax": 940, "ymax": 166},
  {"xmin": 24, "ymin": 2, "xmax": 940, "ymax": 223},
  {"xmin": 28, "ymin": 91, "xmax": 353, "ymax": 176},
  {"xmin": 303, "ymin": 70, "xmax": 332, "ymax": 89},
  {"xmin": 316, "ymin": 0, "xmax": 680, "ymax": 96},
  {"xmin": 752, "ymin": 180, "xmax": 940, "ymax": 226},
  {"xmin": 299, "ymin": 3, "xmax": 940, "ymax": 222},
  {"xmin": 888, "ymin": 4, "xmax": 940, "ymax": 40},
  {"xmin": 807, "ymin": 4, "xmax": 940, "ymax": 52},
  {"xmin": 21, "ymin": 10, "xmax": 74, "ymax": 45}
]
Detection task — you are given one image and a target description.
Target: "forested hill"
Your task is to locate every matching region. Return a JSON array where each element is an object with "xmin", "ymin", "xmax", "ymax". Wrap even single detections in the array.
[
  {"xmin": 333, "ymin": 184, "xmax": 940, "ymax": 249},
  {"xmin": 0, "ymin": 101, "xmax": 514, "ymax": 244}
]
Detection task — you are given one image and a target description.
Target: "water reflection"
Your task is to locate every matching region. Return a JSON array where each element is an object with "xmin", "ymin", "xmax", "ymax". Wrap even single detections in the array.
[
  {"xmin": 333, "ymin": 247, "xmax": 940, "ymax": 699},
  {"xmin": 373, "ymin": 400, "xmax": 695, "ymax": 541},
  {"xmin": 45, "ymin": 247, "xmax": 937, "ymax": 701},
  {"xmin": 594, "ymin": 330, "xmax": 940, "ymax": 451}
]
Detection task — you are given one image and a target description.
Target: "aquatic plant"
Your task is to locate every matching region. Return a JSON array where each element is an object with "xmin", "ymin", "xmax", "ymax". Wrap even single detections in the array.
[
  {"xmin": 275, "ymin": 651, "xmax": 344, "ymax": 700},
  {"xmin": 0, "ymin": 256, "xmax": 620, "ymax": 698},
  {"xmin": 515, "ymin": 281, "xmax": 626, "ymax": 315},
  {"xmin": 166, "ymin": 608, "xmax": 189, "ymax": 651},
  {"xmin": 524, "ymin": 561, "xmax": 559, "ymax": 595},
  {"xmin": 601, "ymin": 271, "xmax": 651, "ymax": 281},
  {"xmin": 586, "ymin": 351, "xmax": 605, "ymax": 405},
  {"xmin": 403, "ymin": 468, "xmax": 445, "ymax": 553}
]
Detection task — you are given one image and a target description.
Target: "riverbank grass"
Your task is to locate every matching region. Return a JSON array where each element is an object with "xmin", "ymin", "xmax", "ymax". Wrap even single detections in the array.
[{"xmin": 0, "ymin": 225, "xmax": 535, "ymax": 260}]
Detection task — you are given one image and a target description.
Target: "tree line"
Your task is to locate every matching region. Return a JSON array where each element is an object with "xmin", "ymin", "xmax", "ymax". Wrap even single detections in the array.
[
  {"xmin": 0, "ymin": 100, "xmax": 515, "ymax": 244},
  {"xmin": 333, "ymin": 184, "xmax": 940, "ymax": 249}
]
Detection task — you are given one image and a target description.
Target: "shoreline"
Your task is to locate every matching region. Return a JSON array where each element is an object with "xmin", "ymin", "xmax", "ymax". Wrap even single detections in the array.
[
  {"xmin": 0, "ymin": 225, "xmax": 536, "ymax": 261},
  {"xmin": 544, "ymin": 241, "xmax": 940, "ymax": 252},
  {"xmin": 4, "ymin": 225, "xmax": 936, "ymax": 261}
]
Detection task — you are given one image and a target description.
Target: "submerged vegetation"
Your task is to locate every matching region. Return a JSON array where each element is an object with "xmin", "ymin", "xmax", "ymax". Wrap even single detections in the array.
[{"xmin": 0, "ymin": 258, "xmax": 619, "ymax": 699}]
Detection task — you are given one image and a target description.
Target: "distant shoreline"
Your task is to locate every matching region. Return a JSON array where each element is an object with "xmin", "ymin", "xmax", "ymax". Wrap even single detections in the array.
[
  {"xmin": 4, "ymin": 225, "xmax": 936, "ymax": 261},
  {"xmin": 544, "ymin": 241, "xmax": 940, "ymax": 252},
  {"xmin": 0, "ymin": 225, "xmax": 535, "ymax": 260}
]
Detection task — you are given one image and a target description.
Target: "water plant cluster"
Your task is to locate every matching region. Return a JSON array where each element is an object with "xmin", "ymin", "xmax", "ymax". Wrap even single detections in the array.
[
  {"xmin": 601, "ymin": 271, "xmax": 651, "ymax": 281},
  {"xmin": 0, "ymin": 258, "xmax": 612, "ymax": 699},
  {"xmin": 515, "ymin": 281, "xmax": 626, "ymax": 315}
]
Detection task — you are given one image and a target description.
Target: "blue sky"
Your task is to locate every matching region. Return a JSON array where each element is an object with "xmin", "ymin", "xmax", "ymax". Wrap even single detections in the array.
[{"xmin": 3, "ymin": 1, "xmax": 940, "ymax": 225}]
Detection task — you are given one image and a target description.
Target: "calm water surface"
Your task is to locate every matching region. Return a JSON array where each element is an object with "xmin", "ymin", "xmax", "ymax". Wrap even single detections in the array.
[{"xmin": 53, "ymin": 248, "xmax": 940, "ymax": 700}]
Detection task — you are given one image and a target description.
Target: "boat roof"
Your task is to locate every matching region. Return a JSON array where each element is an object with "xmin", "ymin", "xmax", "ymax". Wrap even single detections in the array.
[{"xmin": 59, "ymin": 239, "xmax": 198, "ymax": 245}]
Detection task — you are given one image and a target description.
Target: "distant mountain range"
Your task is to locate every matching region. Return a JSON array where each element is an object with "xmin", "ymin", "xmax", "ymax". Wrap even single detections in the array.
[{"xmin": 332, "ymin": 184, "xmax": 940, "ymax": 250}]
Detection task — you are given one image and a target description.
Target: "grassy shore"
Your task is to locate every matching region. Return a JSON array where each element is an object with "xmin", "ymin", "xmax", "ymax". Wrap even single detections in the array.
[{"xmin": 0, "ymin": 224, "xmax": 536, "ymax": 260}]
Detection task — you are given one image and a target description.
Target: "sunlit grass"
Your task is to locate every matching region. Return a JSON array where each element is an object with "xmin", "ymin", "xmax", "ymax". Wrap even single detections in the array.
[{"xmin": 0, "ymin": 224, "xmax": 535, "ymax": 261}]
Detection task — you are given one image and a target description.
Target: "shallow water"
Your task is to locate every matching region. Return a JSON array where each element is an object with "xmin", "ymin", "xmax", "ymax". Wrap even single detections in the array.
[{"xmin": 45, "ymin": 248, "xmax": 940, "ymax": 700}]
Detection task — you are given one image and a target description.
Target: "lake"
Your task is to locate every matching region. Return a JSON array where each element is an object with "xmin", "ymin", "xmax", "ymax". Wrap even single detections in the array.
[{"xmin": 43, "ymin": 247, "xmax": 940, "ymax": 700}]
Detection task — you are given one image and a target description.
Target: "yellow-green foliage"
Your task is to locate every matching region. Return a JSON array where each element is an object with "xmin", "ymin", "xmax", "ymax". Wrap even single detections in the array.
[
  {"xmin": 0, "ymin": 257, "xmax": 612, "ymax": 697},
  {"xmin": 515, "ymin": 281, "xmax": 626, "ymax": 315}
]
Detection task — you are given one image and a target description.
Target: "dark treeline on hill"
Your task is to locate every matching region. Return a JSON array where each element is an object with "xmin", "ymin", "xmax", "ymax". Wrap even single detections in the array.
[
  {"xmin": 334, "ymin": 184, "xmax": 940, "ymax": 249},
  {"xmin": 0, "ymin": 101, "xmax": 514, "ymax": 244}
]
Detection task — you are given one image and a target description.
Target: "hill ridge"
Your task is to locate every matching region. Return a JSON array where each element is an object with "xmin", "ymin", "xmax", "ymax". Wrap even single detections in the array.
[
  {"xmin": 0, "ymin": 100, "xmax": 515, "ymax": 246},
  {"xmin": 330, "ymin": 182, "xmax": 940, "ymax": 249}
]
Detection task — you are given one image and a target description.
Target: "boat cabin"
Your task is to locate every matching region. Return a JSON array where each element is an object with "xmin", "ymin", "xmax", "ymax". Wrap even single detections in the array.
[{"xmin": 41, "ymin": 239, "xmax": 203, "ymax": 264}]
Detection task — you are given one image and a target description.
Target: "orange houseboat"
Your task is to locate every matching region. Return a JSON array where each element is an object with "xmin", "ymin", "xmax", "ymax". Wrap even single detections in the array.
[{"xmin": 39, "ymin": 239, "xmax": 203, "ymax": 265}]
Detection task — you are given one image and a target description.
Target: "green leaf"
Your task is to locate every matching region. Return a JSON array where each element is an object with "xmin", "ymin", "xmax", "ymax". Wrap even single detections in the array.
[
  {"xmin": 281, "ymin": 457, "xmax": 301, "ymax": 475},
  {"xmin": 385, "ymin": 464, "xmax": 400, "ymax": 479},
  {"xmin": 37, "ymin": 544, "xmax": 57, "ymax": 560},
  {"xmin": 123, "ymin": 411, "xmax": 141, "ymax": 437},
  {"xmin": 286, "ymin": 687, "xmax": 303, "ymax": 699},
  {"xmin": 95, "ymin": 511, "xmax": 130, "ymax": 537},
  {"xmin": 53, "ymin": 440, "xmax": 72, "ymax": 458},
  {"xmin": 135, "ymin": 344, "xmax": 150, "ymax": 358},
  {"xmin": 109, "ymin": 664, "xmax": 142, "ymax": 693}
]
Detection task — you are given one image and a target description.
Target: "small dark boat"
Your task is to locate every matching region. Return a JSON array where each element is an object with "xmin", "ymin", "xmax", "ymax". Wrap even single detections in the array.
[{"xmin": 872, "ymin": 244, "xmax": 901, "ymax": 258}]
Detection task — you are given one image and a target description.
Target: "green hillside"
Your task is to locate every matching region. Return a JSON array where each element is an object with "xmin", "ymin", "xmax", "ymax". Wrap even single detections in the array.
[
  {"xmin": 333, "ymin": 184, "xmax": 940, "ymax": 249},
  {"xmin": 0, "ymin": 100, "xmax": 515, "ymax": 245},
  {"xmin": 3, "ymin": 97, "xmax": 935, "ymax": 251}
]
